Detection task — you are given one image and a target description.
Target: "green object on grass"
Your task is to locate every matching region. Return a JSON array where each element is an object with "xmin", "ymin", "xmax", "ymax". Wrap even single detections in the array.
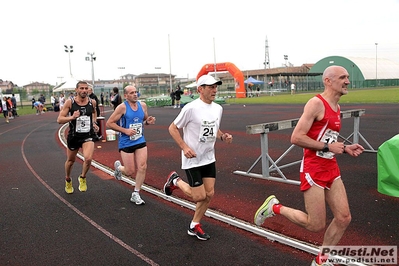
[{"xmin": 377, "ymin": 134, "xmax": 399, "ymax": 197}]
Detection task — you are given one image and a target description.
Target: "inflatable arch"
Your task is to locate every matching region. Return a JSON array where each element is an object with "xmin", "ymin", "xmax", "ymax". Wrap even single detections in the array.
[{"xmin": 197, "ymin": 62, "xmax": 245, "ymax": 98}]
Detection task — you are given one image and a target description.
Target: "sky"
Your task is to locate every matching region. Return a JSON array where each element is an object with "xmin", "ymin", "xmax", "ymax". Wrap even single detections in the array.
[{"xmin": 2, "ymin": 0, "xmax": 399, "ymax": 87}]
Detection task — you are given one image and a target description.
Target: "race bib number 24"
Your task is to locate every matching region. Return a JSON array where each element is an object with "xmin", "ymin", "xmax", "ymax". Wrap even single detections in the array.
[{"xmin": 199, "ymin": 120, "xmax": 217, "ymax": 143}]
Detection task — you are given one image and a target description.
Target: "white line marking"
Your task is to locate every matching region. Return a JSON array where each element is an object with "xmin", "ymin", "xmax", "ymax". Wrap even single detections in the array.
[{"xmin": 23, "ymin": 123, "xmax": 159, "ymax": 266}]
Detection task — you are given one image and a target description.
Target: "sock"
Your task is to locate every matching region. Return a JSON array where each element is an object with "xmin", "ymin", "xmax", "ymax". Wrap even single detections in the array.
[
  {"xmin": 66, "ymin": 177, "xmax": 71, "ymax": 182},
  {"xmin": 173, "ymin": 178, "xmax": 179, "ymax": 186},
  {"xmin": 133, "ymin": 189, "xmax": 140, "ymax": 194},
  {"xmin": 272, "ymin": 204, "xmax": 282, "ymax": 215},
  {"xmin": 316, "ymin": 253, "xmax": 329, "ymax": 264},
  {"xmin": 190, "ymin": 221, "xmax": 199, "ymax": 229}
]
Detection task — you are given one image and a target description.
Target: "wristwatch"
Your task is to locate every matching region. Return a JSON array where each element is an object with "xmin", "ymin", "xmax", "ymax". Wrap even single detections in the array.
[{"xmin": 322, "ymin": 142, "xmax": 329, "ymax": 153}]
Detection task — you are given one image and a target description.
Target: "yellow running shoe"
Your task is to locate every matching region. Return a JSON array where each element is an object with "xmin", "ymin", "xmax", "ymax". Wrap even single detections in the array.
[
  {"xmin": 78, "ymin": 176, "xmax": 87, "ymax": 192},
  {"xmin": 254, "ymin": 195, "xmax": 279, "ymax": 226},
  {"xmin": 65, "ymin": 180, "xmax": 74, "ymax": 194}
]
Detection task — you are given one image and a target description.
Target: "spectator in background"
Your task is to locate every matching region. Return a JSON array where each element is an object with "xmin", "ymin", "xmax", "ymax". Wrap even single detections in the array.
[
  {"xmin": 169, "ymin": 88, "xmax": 175, "ymax": 107},
  {"xmin": 2, "ymin": 96, "xmax": 10, "ymax": 123},
  {"xmin": 174, "ymin": 85, "xmax": 183, "ymax": 108},
  {"xmin": 51, "ymin": 94, "xmax": 56, "ymax": 109},
  {"xmin": 6, "ymin": 97, "xmax": 14, "ymax": 119},
  {"xmin": 105, "ymin": 92, "xmax": 110, "ymax": 106},
  {"xmin": 11, "ymin": 93, "xmax": 19, "ymax": 117},
  {"xmin": 100, "ymin": 92, "xmax": 104, "ymax": 106},
  {"xmin": 33, "ymin": 101, "xmax": 44, "ymax": 115},
  {"xmin": 31, "ymin": 97, "xmax": 36, "ymax": 109},
  {"xmin": 291, "ymin": 83, "xmax": 296, "ymax": 95},
  {"xmin": 88, "ymin": 85, "xmax": 101, "ymax": 117},
  {"xmin": 39, "ymin": 94, "xmax": 46, "ymax": 104},
  {"xmin": 111, "ymin": 87, "xmax": 122, "ymax": 110},
  {"xmin": 59, "ymin": 93, "xmax": 65, "ymax": 110}
]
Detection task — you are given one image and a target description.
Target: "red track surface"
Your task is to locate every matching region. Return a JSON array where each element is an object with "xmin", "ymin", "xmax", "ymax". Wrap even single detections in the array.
[{"xmin": 91, "ymin": 103, "xmax": 399, "ymax": 248}]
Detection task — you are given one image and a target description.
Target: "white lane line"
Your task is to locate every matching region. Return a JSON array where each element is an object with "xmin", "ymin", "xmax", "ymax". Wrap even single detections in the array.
[
  {"xmin": 23, "ymin": 123, "xmax": 159, "ymax": 266},
  {"xmin": 58, "ymin": 124, "xmax": 368, "ymax": 266}
]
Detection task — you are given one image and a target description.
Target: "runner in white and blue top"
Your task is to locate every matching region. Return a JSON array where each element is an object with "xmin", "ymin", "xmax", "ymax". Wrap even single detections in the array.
[
  {"xmin": 117, "ymin": 100, "xmax": 146, "ymax": 150},
  {"xmin": 106, "ymin": 85, "xmax": 156, "ymax": 205}
]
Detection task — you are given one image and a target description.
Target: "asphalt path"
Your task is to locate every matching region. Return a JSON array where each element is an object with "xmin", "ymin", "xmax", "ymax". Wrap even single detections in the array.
[{"xmin": 1, "ymin": 102, "xmax": 398, "ymax": 266}]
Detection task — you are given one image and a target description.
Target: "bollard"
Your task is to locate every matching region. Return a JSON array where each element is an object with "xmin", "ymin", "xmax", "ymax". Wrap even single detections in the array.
[
  {"xmin": 97, "ymin": 116, "xmax": 106, "ymax": 140},
  {"xmin": 99, "ymin": 104, "xmax": 105, "ymax": 117}
]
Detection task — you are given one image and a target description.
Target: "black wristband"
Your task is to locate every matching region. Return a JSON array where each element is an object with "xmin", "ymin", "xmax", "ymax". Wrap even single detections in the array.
[
  {"xmin": 343, "ymin": 145, "xmax": 347, "ymax": 153},
  {"xmin": 220, "ymin": 135, "xmax": 223, "ymax": 141},
  {"xmin": 145, "ymin": 120, "xmax": 149, "ymax": 125}
]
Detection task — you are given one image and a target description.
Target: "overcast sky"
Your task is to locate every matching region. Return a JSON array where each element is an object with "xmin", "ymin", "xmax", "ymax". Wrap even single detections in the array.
[{"xmin": 2, "ymin": 0, "xmax": 398, "ymax": 86}]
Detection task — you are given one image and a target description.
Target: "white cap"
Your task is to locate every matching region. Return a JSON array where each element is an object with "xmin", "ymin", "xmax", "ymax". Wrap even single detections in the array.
[{"xmin": 197, "ymin": 75, "xmax": 222, "ymax": 87}]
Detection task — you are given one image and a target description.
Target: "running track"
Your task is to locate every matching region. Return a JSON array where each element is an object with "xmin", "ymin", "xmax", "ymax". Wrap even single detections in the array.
[{"xmin": 1, "ymin": 103, "xmax": 398, "ymax": 266}]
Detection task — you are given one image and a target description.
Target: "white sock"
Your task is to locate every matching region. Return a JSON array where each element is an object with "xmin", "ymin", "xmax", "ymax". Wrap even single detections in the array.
[
  {"xmin": 190, "ymin": 221, "xmax": 199, "ymax": 229},
  {"xmin": 173, "ymin": 178, "xmax": 179, "ymax": 186}
]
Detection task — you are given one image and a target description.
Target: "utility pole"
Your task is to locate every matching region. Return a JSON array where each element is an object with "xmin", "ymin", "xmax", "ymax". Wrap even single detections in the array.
[
  {"xmin": 64, "ymin": 45, "xmax": 73, "ymax": 77},
  {"xmin": 85, "ymin": 52, "xmax": 96, "ymax": 87},
  {"xmin": 168, "ymin": 34, "xmax": 173, "ymax": 93},
  {"xmin": 213, "ymin": 37, "xmax": 217, "ymax": 79},
  {"xmin": 118, "ymin": 67, "xmax": 125, "ymax": 90},
  {"xmin": 155, "ymin": 66, "xmax": 161, "ymax": 94},
  {"xmin": 57, "ymin": 76, "xmax": 64, "ymax": 85},
  {"xmin": 264, "ymin": 36, "xmax": 270, "ymax": 91},
  {"xmin": 375, "ymin": 43, "xmax": 378, "ymax": 87}
]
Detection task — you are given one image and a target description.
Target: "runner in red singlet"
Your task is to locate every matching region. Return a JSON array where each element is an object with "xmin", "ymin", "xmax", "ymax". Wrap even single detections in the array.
[{"xmin": 254, "ymin": 65, "xmax": 364, "ymax": 266}]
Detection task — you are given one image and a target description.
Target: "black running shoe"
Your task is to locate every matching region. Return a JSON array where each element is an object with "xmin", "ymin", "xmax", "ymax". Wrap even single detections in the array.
[
  {"xmin": 187, "ymin": 224, "xmax": 210, "ymax": 241},
  {"xmin": 163, "ymin": 171, "xmax": 179, "ymax": 196}
]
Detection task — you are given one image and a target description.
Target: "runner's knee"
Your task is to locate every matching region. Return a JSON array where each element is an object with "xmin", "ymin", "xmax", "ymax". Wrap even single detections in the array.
[
  {"xmin": 307, "ymin": 220, "xmax": 326, "ymax": 233},
  {"xmin": 192, "ymin": 190, "xmax": 207, "ymax": 202},
  {"xmin": 206, "ymin": 189, "xmax": 215, "ymax": 199},
  {"xmin": 124, "ymin": 168, "xmax": 136, "ymax": 177},
  {"xmin": 336, "ymin": 212, "xmax": 352, "ymax": 228}
]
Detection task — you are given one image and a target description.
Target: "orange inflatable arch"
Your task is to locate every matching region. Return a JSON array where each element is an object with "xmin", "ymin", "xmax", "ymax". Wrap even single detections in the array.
[{"xmin": 197, "ymin": 62, "xmax": 245, "ymax": 98}]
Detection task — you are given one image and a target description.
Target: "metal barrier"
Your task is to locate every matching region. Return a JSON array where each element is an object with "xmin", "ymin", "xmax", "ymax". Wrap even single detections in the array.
[{"xmin": 233, "ymin": 109, "xmax": 376, "ymax": 185}]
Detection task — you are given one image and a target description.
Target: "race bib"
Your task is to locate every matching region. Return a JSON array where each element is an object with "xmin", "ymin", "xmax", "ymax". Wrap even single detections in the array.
[
  {"xmin": 129, "ymin": 123, "xmax": 143, "ymax": 141},
  {"xmin": 199, "ymin": 119, "xmax": 217, "ymax": 143},
  {"xmin": 76, "ymin": 116, "xmax": 91, "ymax": 133},
  {"xmin": 316, "ymin": 128, "xmax": 339, "ymax": 159}
]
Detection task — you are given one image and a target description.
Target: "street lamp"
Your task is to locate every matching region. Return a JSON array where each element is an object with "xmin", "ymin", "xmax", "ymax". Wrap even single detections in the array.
[
  {"xmin": 155, "ymin": 67, "xmax": 161, "ymax": 93},
  {"xmin": 85, "ymin": 52, "xmax": 96, "ymax": 88},
  {"xmin": 375, "ymin": 43, "xmax": 378, "ymax": 87},
  {"xmin": 57, "ymin": 76, "xmax": 64, "ymax": 85},
  {"xmin": 64, "ymin": 45, "xmax": 73, "ymax": 77},
  {"xmin": 284, "ymin": 55, "xmax": 288, "ymax": 88},
  {"xmin": 118, "ymin": 67, "xmax": 125, "ymax": 90}
]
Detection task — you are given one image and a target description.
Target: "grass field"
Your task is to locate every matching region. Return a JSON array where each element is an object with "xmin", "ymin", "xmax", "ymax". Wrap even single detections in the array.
[
  {"xmin": 13, "ymin": 87, "xmax": 399, "ymax": 116},
  {"xmin": 14, "ymin": 103, "xmax": 54, "ymax": 116},
  {"xmin": 228, "ymin": 87, "xmax": 399, "ymax": 105}
]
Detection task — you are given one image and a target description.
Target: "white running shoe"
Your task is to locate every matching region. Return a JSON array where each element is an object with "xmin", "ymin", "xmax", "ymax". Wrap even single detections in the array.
[
  {"xmin": 114, "ymin": 160, "xmax": 122, "ymax": 180},
  {"xmin": 130, "ymin": 192, "xmax": 145, "ymax": 205}
]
